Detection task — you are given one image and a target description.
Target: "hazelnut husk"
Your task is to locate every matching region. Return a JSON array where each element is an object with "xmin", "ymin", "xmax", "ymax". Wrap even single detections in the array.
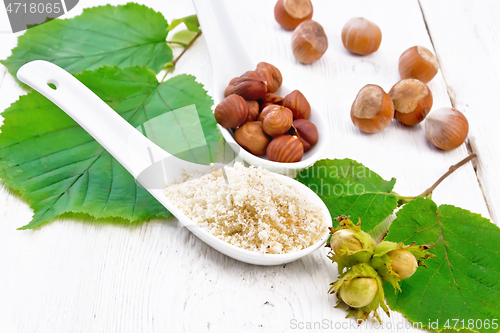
[
  {"xmin": 256, "ymin": 62, "xmax": 283, "ymax": 93},
  {"xmin": 283, "ymin": 90, "xmax": 311, "ymax": 119},
  {"xmin": 262, "ymin": 106, "xmax": 293, "ymax": 136},
  {"xmin": 232, "ymin": 71, "xmax": 267, "ymax": 100},
  {"xmin": 234, "ymin": 121, "xmax": 271, "ymax": 156},
  {"xmin": 338, "ymin": 277, "xmax": 379, "ymax": 308},
  {"xmin": 266, "ymin": 135, "xmax": 304, "ymax": 163},
  {"xmin": 387, "ymin": 249, "xmax": 418, "ymax": 280},
  {"xmin": 292, "ymin": 119, "xmax": 318, "ymax": 152},
  {"xmin": 214, "ymin": 94, "xmax": 249, "ymax": 129}
]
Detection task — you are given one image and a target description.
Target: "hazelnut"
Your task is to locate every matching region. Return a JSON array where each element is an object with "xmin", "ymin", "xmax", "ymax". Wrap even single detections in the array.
[
  {"xmin": 425, "ymin": 107, "xmax": 468, "ymax": 150},
  {"xmin": 214, "ymin": 94, "xmax": 249, "ymax": 129},
  {"xmin": 234, "ymin": 121, "xmax": 270, "ymax": 156},
  {"xmin": 296, "ymin": 135, "xmax": 311, "ymax": 152},
  {"xmin": 291, "ymin": 20, "xmax": 328, "ymax": 64},
  {"xmin": 350, "ymin": 84, "xmax": 394, "ymax": 133},
  {"xmin": 387, "ymin": 249, "xmax": 418, "ymax": 280},
  {"xmin": 292, "ymin": 119, "xmax": 318, "ymax": 152},
  {"xmin": 256, "ymin": 62, "xmax": 283, "ymax": 93},
  {"xmin": 330, "ymin": 229, "xmax": 363, "ymax": 253},
  {"xmin": 246, "ymin": 101, "xmax": 260, "ymax": 122},
  {"xmin": 232, "ymin": 71, "xmax": 267, "ymax": 100},
  {"xmin": 260, "ymin": 93, "xmax": 284, "ymax": 111},
  {"xmin": 341, "ymin": 17, "xmax": 382, "ymax": 55},
  {"xmin": 338, "ymin": 277, "xmax": 378, "ymax": 308},
  {"xmin": 283, "ymin": 90, "xmax": 311, "ymax": 119},
  {"xmin": 274, "ymin": 0, "xmax": 313, "ymax": 31},
  {"xmin": 224, "ymin": 77, "xmax": 238, "ymax": 97},
  {"xmin": 266, "ymin": 135, "xmax": 304, "ymax": 163},
  {"xmin": 262, "ymin": 106, "xmax": 293, "ymax": 136},
  {"xmin": 399, "ymin": 46, "xmax": 439, "ymax": 84},
  {"xmin": 258, "ymin": 104, "xmax": 280, "ymax": 122},
  {"xmin": 389, "ymin": 78, "xmax": 433, "ymax": 126}
]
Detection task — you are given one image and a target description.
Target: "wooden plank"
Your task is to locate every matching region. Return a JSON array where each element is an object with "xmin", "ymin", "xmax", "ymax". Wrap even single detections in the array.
[
  {"xmin": 419, "ymin": 0, "xmax": 500, "ymax": 224},
  {"xmin": 0, "ymin": 0, "xmax": 492, "ymax": 332}
]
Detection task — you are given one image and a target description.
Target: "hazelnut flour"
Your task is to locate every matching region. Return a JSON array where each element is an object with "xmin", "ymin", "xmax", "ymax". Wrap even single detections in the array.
[{"xmin": 164, "ymin": 163, "xmax": 327, "ymax": 254}]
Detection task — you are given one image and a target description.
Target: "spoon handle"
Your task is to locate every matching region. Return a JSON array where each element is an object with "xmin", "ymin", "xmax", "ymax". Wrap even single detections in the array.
[
  {"xmin": 192, "ymin": 0, "xmax": 255, "ymax": 99},
  {"xmin": 17, "ymin": 60, "xmax": 170, "ymax": 178}
]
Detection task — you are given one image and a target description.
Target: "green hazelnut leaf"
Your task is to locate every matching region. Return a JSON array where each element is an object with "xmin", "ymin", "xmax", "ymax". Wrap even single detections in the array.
[
  {"xmin": 0, "ymin": 66, "xmax": 222, "ymax": 229},
  {"xmin": 385, "ymin": 197, "xmax": 500, "ymax": 333},
  {"xmin": 167, "ymin": 14, "xmax": 200, "ymax": 32},
  {"xmin": 170, "ymin": 30, "xmax": 198, "ymax": 45},
  {"xmin": 1, "ymin": 3, "xmax": 173, "ymax": 78},
  {"xmin": 295, "ymin": 159, "xmax": 398, "ymax": 231}
]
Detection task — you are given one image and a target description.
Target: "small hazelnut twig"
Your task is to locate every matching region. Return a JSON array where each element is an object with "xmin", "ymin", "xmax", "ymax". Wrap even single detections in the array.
[
  {"xmin": 394, "ymin": 153, "xmax": 477, "ymax": 205},
  {"xmin": 161, "ymin": 31, "xmax": 202, "ymax": 82},
  {"xmin": 418, "ymin": 153, "xmax": 477, "ymax": 198}
]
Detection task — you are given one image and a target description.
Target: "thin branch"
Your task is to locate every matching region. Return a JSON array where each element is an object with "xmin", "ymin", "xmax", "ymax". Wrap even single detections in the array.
[
  {"xmin": 161, "ymin": 31, "xmax": 202, "ymax": 82},
  {"xmin": 419, "ymin": 153, "xmax": 477, "ymax": 197}
]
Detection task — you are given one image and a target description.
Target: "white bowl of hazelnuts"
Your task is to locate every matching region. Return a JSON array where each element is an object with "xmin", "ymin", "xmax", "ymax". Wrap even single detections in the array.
[{"xmin": 213, "ymin": 62, "xmax": 328, "ymax": 175}]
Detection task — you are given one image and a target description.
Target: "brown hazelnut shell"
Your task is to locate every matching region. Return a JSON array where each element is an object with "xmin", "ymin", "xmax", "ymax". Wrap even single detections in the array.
[
  {"xmin": 425, "ymin": 107, "xmax": 468, "ymax": 150},
  {"xmin": 389, "ymin": 78, "xmax": 433, "ymax": 126},
  {"xmin": 350, "ymin": 84, "xmax": 394, "ymax": 133},
  {"xmin": 274, "ymin": 0, "xmax": 313, "ymax": 31},
  {"xmin": 291, "ymin": 20, "xmax": 328, "ymax": 64},
  {"xmin": 399, "ymin": 46, "xmax": 439, "ymax": 84},
  {"xmin": 341, "ymin": 17, "xmax": 382, "ymax": 55}
]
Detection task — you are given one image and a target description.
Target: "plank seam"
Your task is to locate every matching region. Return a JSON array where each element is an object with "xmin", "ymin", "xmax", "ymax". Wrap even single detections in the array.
[{"xmin": 418, "ymin": 0, "xmax": 495, "ymax": 223}]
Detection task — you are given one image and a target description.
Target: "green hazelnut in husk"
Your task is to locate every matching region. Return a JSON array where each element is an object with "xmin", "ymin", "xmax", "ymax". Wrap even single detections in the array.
[
  {"xmin": 339, "ymin": 277, "xmax": 378, "ymax": 308},
  {"xmin": 387, "ymin": 249, "xmax": 418, "ymax": 279},
  {"xmin": 327, "ymin": 216, "xmax": 376, "ymax": 273},
  {"xmin": 370, "ymin": 241, "xmax": 436, "ymax": 291},
  {"xmin": 330, "ymin": 229, "xmax": 363, "ymax": 253},
  {"xmin": 329, "ymin": 263, "xmax": 389, "ymax": 324}
]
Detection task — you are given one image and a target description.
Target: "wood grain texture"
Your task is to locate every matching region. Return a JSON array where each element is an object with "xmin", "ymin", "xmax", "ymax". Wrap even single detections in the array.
[
  {"xmin": 419, "ymin": 0, "xmax": 500, "ymax": 224},
  {"xmin": 0, "ymin": 0, "xmax": 494, "ymax": 332}
]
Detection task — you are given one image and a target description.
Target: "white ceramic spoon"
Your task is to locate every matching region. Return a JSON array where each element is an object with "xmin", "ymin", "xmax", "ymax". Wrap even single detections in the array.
[
  {"xmin": 193, "ymin": 0, "xmax": 329, "ymax": 175},
  {"xmin": 17, "ymin": 60, "xmax": 331, "ymax": 265}
]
